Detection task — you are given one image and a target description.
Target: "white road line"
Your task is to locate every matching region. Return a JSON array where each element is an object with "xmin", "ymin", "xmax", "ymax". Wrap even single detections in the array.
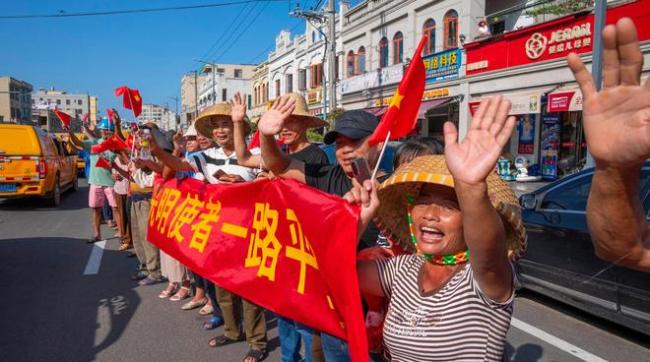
[
  {"xmin": 83, "ymin": 240, "xmax": 107, "ymax": 275},
  {"xmin": 511, "ymin": 317, "xmax": 608, "ymax": 362}
]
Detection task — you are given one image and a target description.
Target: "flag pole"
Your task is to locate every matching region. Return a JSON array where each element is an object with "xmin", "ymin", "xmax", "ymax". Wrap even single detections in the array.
[{"xmin": 371, "ymin": 130, "xmax": 391, "ymax": 180}]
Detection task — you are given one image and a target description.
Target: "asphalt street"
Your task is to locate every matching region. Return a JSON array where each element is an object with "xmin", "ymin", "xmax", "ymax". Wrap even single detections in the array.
[{"xmin": 0, "ymin": 180, "xmax": 648, "ymax": 362}]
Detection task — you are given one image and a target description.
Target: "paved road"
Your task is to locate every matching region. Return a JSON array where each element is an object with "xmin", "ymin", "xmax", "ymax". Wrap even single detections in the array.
[{"xmin": 0, "ymin": 180, "xmax": 648, "ymax": 362}]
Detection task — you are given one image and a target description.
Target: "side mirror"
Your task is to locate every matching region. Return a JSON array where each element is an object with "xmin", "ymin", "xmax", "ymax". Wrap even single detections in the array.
[{"xmin": 520, "ymin": 194, "xmax": 537, "ymax": 210}]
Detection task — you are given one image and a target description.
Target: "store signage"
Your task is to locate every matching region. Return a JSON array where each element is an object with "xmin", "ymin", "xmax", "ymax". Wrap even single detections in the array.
[
  {"xmin": 340, "ymin": 64, "xmax": 404, "ymax": 94},
  {"xmin": 309, "ymin": 107, "xmax": 323, "ymax": 116},
  {"xmin": 374, "ymin": 88, "xmax": 450, "ymax": 106},
  {"xmin": 464, "ymin": 1, "xmax": 650, "ymax": 75},
  {"xmin": 547, "ymin": 90, "xmax": 582, "ymax": 112},
  {"xmin": 423, "ymin": 48, "xmax": 462, "ymax": 83},
  {"xmin": 470, "ymin": 92, "xmax": 541, "ymax": 116},
  {"xmin": 307, "ymin": 89, "xmax": 322, "ymax": 104}
]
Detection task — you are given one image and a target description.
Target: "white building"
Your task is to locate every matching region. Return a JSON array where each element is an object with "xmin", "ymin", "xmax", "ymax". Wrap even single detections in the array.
[
  {"xmin": 139, "ymin": 104, "xmax": 177, "ymax": 131},
  {"xmin": 197, "ymin": 64, "xmax": 255, "ymax": 113}
]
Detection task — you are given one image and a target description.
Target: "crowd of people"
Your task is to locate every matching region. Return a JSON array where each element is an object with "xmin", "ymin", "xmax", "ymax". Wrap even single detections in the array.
[{"xmin": 65, "ymin": 18, "xmax": 649, "ymax": 361}]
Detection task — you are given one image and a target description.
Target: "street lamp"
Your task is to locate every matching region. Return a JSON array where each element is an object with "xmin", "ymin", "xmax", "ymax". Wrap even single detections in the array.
[{"xmin": 194, "ymin": 58, "xmax": 217, "ymax": 106}]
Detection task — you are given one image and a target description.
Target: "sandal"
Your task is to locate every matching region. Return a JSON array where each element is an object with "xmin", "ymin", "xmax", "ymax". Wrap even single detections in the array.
[
  {"xmin": 243, "ymin": 348, "xmax": 267, "ymax": 362},
  {"xmin": 170, "ymin": 287, "xmax": 190, "ymax": 302},
  {"xmin": 158, "ymin": 284, "xmax": 177, "ymax": 299},
  {"xmin": 203, "ymin": 315, "xmax": 224, "ymax": 330},
  {"xmin": 208, "ymin": 334, "xmax": 243, "ymax": 348},
  {"xmin": 198, "ymin": 302, "xmax": 214, "ymax": 316},
  {"xmin": 119, "ymin": 242, "xmax": 132, "ymax": 251},
  {"xmin": 181, "ymin": 298, "xmax": 207, "ymax": 311}
]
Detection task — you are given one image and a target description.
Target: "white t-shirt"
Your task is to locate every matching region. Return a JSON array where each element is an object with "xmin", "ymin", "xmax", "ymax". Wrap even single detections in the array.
[{"xmin": 188, "ymin": 147, "xmax": 258, "ymax": 184}]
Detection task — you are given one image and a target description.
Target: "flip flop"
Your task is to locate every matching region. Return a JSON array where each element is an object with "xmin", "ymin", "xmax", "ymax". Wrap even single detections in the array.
[{"xmin": 208, "ymin": 335, "xmax": 243, "ymax": 348}]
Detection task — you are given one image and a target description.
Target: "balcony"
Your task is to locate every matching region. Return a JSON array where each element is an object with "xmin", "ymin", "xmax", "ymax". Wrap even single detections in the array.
[{"xmin": 484, "ymin": 0, "xmax": 594, "ymax": 38}]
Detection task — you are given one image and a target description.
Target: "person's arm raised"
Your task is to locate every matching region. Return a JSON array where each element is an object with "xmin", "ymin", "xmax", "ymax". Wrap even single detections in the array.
[
  {"xmin": 150, "ymin": 135, "xmax": 194, "ymax": 172},
  {"xmin": 444, "ymin": 96, "xmax": 517, "ymax": 303},
  {"xmin": 112, "ymin": 109, "xmax": 126, "ymax": 141},
  {"xmin": 568, "ymin": 18, "xmax": 650, "ymax": 272},
  {"xmin": 258, "ymin": 95, "xmax": 306, "ymax": 183},
  {"xmin": 231, "ymin": 92, "xmax": 263, "ymax": 168}
]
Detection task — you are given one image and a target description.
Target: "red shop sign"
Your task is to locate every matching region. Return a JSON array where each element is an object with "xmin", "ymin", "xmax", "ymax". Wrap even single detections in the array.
[{"xmin": 465, "ymin": 1, "xmax": 650, "ymax": 75}]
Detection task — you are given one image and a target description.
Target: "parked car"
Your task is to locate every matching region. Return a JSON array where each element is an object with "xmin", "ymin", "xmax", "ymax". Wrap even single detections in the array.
[
  {"xmin": 517, "ymin": 165, "xmax": 650, "ymax": 336},
  {"xmin": 0, "ymin": 124, "xmax": 78, "ymax": 206}
]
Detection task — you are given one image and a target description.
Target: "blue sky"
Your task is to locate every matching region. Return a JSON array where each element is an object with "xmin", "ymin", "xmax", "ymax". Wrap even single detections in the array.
[{"xmin": 0, "ymin": 0, "xmax": 331, "ymax": 118}]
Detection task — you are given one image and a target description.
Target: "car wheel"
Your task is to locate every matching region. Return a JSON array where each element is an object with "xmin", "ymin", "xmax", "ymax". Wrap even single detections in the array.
[
  {"xmin": 49, "ymin": 177, "xmax": 61, "ymax": 207},
  {"xmin": 71, "ymin": 175, "xmax": 79, "ymax": 192}
]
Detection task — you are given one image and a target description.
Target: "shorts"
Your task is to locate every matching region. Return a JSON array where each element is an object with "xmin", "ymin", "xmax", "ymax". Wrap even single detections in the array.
[{"xmin": 89, "ymin": 184, "xmax": 117, "ymax": 208}]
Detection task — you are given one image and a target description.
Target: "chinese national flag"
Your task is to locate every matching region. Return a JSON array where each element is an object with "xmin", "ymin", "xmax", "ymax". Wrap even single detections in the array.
[
  {"xmin": 95, "ymin": 157, "xmax": 111, "ymax": 170},
  {"xmin": 107, "ymin": 108, "xmax": 115, "ymax": 121},
  {"xmin": 114, "ymin": 86, "xmax": 143, "ymax": 118},
  {"xmin": 81, "ymin": 113, "xmax": 89, "ymax": 125},
  {"xmin": 368, "ymin": 36, "xmax": 427, "ymax": 146},
  {"xmin": 54, "ymin": 109, "xmax": 72, "ymax": 128},
  {"xmin": 247, "ymin": 130, "xmax": 283, "ymax": 150},
  {"xmin": 91, "ymin": 136, "xmax": 129, "ymax": 154},
  {"xmin": 148, "ymin": 178, "xmax": 368, "ymax": 362}
]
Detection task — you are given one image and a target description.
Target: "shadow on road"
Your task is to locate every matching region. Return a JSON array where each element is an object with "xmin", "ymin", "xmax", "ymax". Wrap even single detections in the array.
[
  {"xmin": 0, "ymin": 185, "xmax": 89, "ymax": 211},
  {"xmin": 0, "ymin": 237, "xmax": 140, "ymax": 362},
  {"xmin": 505, "ymin": 342, "xmax": 543, "ymax": 361}
]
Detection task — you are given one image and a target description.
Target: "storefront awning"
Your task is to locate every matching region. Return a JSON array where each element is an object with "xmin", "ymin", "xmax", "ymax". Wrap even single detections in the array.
[
  {"xmin": 547, "ymin": 88, "xmax": 583, "ymax": 113},
  {"xmin": 365, "ymin": 97, "xmax": 453, "ymax": 119}
]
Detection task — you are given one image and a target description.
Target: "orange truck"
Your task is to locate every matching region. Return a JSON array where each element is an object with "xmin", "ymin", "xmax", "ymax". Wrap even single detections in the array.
[{"xmin": 0, "ymin": 124, "xmax": 78, "ymax": 206}]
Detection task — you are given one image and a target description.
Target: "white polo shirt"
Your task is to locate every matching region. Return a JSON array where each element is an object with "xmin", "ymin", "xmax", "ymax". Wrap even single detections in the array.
[{"xmin": 188, "ymin": 147, "xmax": 258, "ymax": 184}]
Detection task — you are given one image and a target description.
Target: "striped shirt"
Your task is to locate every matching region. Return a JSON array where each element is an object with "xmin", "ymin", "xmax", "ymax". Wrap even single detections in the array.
[{"xmin": 376, "ymin": 254, "xmax": 513, "ymax": 361}]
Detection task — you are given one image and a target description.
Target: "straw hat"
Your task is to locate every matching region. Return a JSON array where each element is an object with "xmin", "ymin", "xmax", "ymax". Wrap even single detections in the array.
[
  {"xmin": 284, "ymin": 93, "xmax": 329, "ymax": 129},
  {"xmin": 194, "ymin": 103, "xmax": 252, "ymax": 138},
  {"xmin": 184, "ymin": 124, "xmax": 198, "ymax": 137},
  {"xmin": 375, "ymin": 155, "xmax": 527, "ymax": 261}
]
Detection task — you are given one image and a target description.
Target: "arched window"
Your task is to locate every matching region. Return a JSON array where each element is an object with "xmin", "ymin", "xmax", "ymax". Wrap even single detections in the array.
[
  {"xmin": 393, "ymin": 31, "xmax": 404, "ymax": 65},
  {"xmin": 312, "ymin": 31, "xmax": 316, "ymax": 42},
  {"xmin": 444, "ymin": 10, "xmax": 459, "ymax": 50},
  {"xmin": 357, "ymin": 46, "xmax": 366, "ymax": 74},
  {"xmin": 423, "ymin": 19, "xmax": 436, "ymax": 56},
  {"xmin": 347, "ymin": 50, "xmax": 356, "ymax": 78},
  {"xmin": 379, "ymin": 37, "xmax": 389, "ymax": 68}
]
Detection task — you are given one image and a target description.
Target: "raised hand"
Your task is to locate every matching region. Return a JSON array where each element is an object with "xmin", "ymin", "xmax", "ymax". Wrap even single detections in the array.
[
  {"xmin": 172, "ymin": 129, "xmax": 184, "ymax": 152},
  {"xmin": 444, "ymin": 96, "xmax": 516, "ymax": 185},
  {"xmin": 231, "ymin": 92, "xmax": 247, "ymax": 124},
  {"xmin": 343, "ymin": 179, "xmax": 380, "ymax": 239},
  {"xmin": 257, "ymin": 95, "xmax": 295, "ymax": 136},
  {"xmin": 568, "ymin": 18, "xmax": 650, "ymax": 168}
]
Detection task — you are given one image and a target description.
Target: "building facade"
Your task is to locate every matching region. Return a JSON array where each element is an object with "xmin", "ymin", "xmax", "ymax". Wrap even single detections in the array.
[
  {"xmin": 197, "ymin": 63, "xmax": 256, "ymax": 113},
  {"xmin": 32, "ymin": 89, "xmax": 98, "ymax": 128},
  {"xmin": 250, "ymin": 62, "xmax": 269, "ymax": 120},
  {"xmin": 0, "ymin": 77, "xmax": 33, "ymax": 124},
  {"xmin": 180, "ymin": 72, "xmax": 207, "ymax": 127},
  {"xmin": 139, "ymin": 104, "xmax": 178, "ymax": 131}
]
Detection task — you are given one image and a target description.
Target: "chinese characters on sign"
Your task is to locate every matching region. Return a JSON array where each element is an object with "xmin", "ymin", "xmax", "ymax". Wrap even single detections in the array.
[
  {"xmin": 423, "ymin": 48, "xmax": 462, "ymax": 83},
  {"xmin": 525, "ymin": 22, "xmax": 592, "ymax": 60}
]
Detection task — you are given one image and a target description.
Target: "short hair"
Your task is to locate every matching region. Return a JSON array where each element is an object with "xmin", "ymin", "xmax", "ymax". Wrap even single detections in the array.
[{"xmin": 393, "ymin": 137, "xmax": 443, "ymax": 170}]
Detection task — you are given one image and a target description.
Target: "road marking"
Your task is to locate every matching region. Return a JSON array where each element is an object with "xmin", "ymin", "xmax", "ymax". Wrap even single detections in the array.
[
  {"xmin": 511, "ymin": 317, "xmax": 608, "ymax": 362},
  {"xmin": 83, "ymin": 240, "xmax": 107, "ymax": 275}
]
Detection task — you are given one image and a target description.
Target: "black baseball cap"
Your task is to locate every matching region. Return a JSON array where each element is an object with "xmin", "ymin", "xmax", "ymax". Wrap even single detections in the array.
[{"xmin": 323, "ymin": 110, "xmax": 379, "ymax": 145}]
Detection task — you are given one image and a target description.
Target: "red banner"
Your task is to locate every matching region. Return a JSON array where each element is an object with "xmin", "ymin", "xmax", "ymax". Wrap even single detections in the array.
[
  {"xmin": 465, "ymin": 1, "xmax": 650, "ymax": 75},
  {"xmin": 147, "ymin": 177, "xmax": 368, "ymax": 361}
]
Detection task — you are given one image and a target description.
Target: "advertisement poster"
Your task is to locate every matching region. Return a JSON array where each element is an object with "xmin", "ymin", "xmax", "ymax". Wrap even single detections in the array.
[
  {"xmin": 517, "ymin": 114, "xmax": 536, "ymax": 154},
  {"xmin": 541, "ymin": 114, "xmax": 561, "ymax": 180}
]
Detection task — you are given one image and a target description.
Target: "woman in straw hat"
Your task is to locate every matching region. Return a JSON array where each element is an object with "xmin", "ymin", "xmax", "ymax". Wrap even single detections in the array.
[
  {"xmin": 232, "ymin": 92, "xmax": 329, "ymax": 169},
  {"xmin": 347, "ymin": 96, "xmax": 526, "ymax": 361}
]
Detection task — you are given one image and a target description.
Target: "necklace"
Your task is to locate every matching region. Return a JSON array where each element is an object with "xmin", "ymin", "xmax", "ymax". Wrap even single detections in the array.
[{"xmin": 407, "ymin": 199, "xmax": 470, "ymax": 266}]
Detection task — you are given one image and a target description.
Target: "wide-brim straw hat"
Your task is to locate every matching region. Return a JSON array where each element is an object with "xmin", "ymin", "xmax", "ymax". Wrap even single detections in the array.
[
  {"xmin": 285, "ymin": 92, "xmax": 329, "ymax": 129},
  {"xmin": 195, "ymin": 103, "xmax": 251, "ymax": 138},
  {"xmin": 376, "ymin": 155, "xmax": 527, "ymax": 261}
]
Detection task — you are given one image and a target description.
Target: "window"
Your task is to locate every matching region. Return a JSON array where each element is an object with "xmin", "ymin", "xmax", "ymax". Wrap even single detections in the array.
[
  {"xmin": 312, "ymin": 31, "xmax": 316, "ymax": 42},
  {"xmin": 234, "ymin": 69, "xmax": 243, "ymax": 78},
  {"xmin": 263, "ymin": 83, "xmax": 268, "ymax": 102},
  {"xmin": 247, "ymin": 94, "xmax": 252, "ymax": 110},
  {"xmin": 347, "ymin": 50, "xmax": 356, "ymax": 78},
  {"xmin": 66, "ymin": 99, "xmax": 71, "ymax": 105},
  {"xmin": 357, "ymin": 47, "xmax": 366, "ymax": 73},
  {"xmin": 286, "ymin": 74, "xmax": 293, "ymax": 93},
  {"xmin": 444, "ymin": 10, "xmax": 459, "ymax": 49},
  {"xmin": 379, "ymin": 37, "xmax": 389, "ymax": 68},
  {"xmin": 78, "ymin": 100, "xmax": 83, "ymax": 105},
  {"xmin": 423, "ymin": 19, "xmax": 436, "ymax": 55},
  {"xmin": 56, "ymin": 99, "xmax": 61, "ymax": 105},
  {"xmin": 393, "ymin": 32, "xmax": 404, "ymax": 65},
  {"xmin": 275, "ymin": 79, "xmax": 281, "ymax": 98},
  {"xmin": 541, "ymin": 176, "xmax": 592, "ymax": 211},
  {"xmin": 217, "ymin": 68, "xmax": 225, "ymax": 74},
  {"xmin": 298, "ymin": 69, "xmax": 307, "ymax": 90},
  {"xmin": 222, "ymin": 88, "xmax": 227, "ymax": 102},
  {"xmin": 310, "ymin": 63, "xmax": 323, "ymax": 88}
]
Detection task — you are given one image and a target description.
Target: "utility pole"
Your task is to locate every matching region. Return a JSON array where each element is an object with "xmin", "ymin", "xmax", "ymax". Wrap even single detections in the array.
[
  {"xmin": 584, "ymin": 0, "xmax": 606, "ymax": 169},
  {"xmin": 327, "ymin": 0, "xmax": 337, "ymax": 114},
  {"xmin": 193, "ymin": 70, "xmax": 199, "ymax": 121}
]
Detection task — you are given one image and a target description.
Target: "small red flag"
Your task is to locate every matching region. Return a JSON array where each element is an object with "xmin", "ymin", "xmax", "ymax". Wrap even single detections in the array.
[
  {"xmin": 95, "ymin": 157, "xmax": 111, "ymax": 170},
  {"xmin": 91, "ymin": 136, "xmax": 129, "ymax": 154},
  {"xmin": 115, "ymin": 86, "xmax": 143, "ymax": 118},
  {"xmin": 107, "ymin": 108, "xmax": 115, "ymax": 121},
  {"xmin": 368, "ymin": 36, "xmax": 427, "ymax": 146},
  {"xmin": 81, "ymin": 113, "xmax": 89, "ymax": 125},
  {"xmin": 248, "ymin": 130, "xmax": 284, "ymax": 150},
  {"xmin": 54, "ymin": 109, "xmax": 72, "ymax": 128}
]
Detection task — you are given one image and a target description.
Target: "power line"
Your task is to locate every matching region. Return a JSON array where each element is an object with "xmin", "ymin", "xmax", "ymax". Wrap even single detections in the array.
[
  {"xmin": 207, "ymin": 1, "xmax": 264, "ymax": 61},
  {"xmin": 212, "ymin": 1, "xmax": 270, "ymax": 62},
  {"xmin": 246, "ymin": 21, "xmax": 302, "ymax": 63},
  {"xmin": 0, "ymin": 0, "xmax": 286, "ymax": 19}
]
